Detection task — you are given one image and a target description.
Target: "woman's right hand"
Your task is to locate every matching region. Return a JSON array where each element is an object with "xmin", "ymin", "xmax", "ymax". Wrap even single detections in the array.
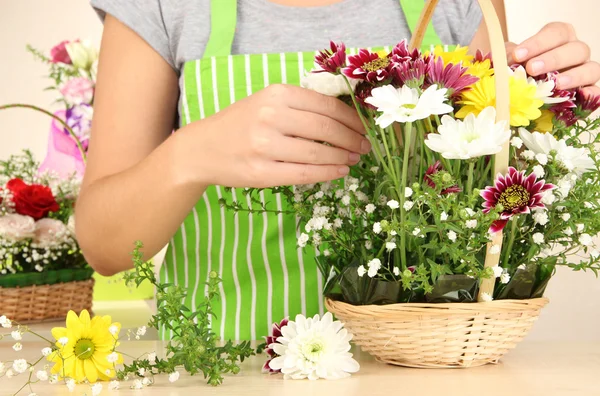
[{"xmin": 178, "ymin": 83, "xmax": 371, "ymax": 188}]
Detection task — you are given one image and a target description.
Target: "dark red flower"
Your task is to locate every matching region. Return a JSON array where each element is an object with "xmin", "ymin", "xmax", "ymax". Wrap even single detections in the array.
[
  {"xmin": 6, "ymin": 178, "xmax": 59, "ymax": 220},
  {"xmin": 50, "ymin": 40, "xmax": 72, "ymax": 65},
  {"xmin": 390, "ymin": 40, "xmax": 422, "ymax": 61},
  {"xmin": 314, "ymin": 41, "xmax": 347, "ymax": 74},
  {"xmin": 474, "ymin": 49, "xmax": 492, "ymax": 64},
  {"xmin": 575, "ymin": 88, "xmax": 600, "ymax": 117},
  {"xmin": 425, "ymin": 56, "xmax": 479, "ymax": 98},
  {"xmin": 424, "ymin": 161, "xmax": 461, "ymax": 195},
  {"xmin": 262, "ymin": 318, "xmax": 289, "ymax": 374},
  {"xmin": 354, "ymin": 81, "xmax": 376, "ymax": 110},
  {"xmin": 342, "ymin": 49, "xmax": 392, "ymax": 83},
  {"xmin": 481, "ymin": 167, "xmax": 555, "ymax": 233}
]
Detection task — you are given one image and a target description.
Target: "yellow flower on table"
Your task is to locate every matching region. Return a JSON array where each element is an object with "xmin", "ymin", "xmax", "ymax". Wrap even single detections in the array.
[
  {"xmin": 456, "ymin": 74, "xmax": 544, "ymax": 127},
  {"xmin": 48, "ymin": 310, "xmax": 122, "ymax": 383}
]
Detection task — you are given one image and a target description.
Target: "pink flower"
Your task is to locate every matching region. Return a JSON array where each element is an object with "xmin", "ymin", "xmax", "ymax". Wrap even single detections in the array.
[
  {"xmin": 343, "ymin": 49, "xmax": 392, "ymax": 83},
  {"xmin": 262, "ymin": 318, "xmax": 289, "ymax": 374},
  {"xmin": 50, "ymin": 40, "xmax": 72, "ymax": 64},
  {"xmin": 60, "ymin": 77, "xmax": 94, "ymax": 105},
  {"xmin": 474, "ymin": 49, "xmax": 492, "ymax": 64},
  {"xmin": 481, "ymin": 167, "xmax": 555, "ymax": 233},
  {"xmin": 391, "ymin": 57, "xmax": 428, "ymax": 87},
  {"xmin": 423, "ymin": 161, "xmax": 461, "ymax": 195},
  {"xmin": 33, "ymin": 218, "xmax": 68, "ymax": 248},
  {"xmin": 0, "ymin": 214, "xmax": 36, "ymax": 242},
  {"xmin": 314, "ymin": 41, "xmax": 347, "ymax": 74},
  {"xmin": 426, "ymin": 56, "xmax": 479, "ymax": 98}
]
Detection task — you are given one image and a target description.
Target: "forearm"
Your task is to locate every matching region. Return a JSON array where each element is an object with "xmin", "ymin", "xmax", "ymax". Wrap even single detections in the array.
[{"xmin": 75, "ymin": 125, "xmax": 207, "ymax": 276}]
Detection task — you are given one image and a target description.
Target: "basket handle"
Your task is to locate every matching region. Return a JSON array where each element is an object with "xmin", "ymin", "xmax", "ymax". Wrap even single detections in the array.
[{"xmin": 409, "ymin": 0, "xmax": 510, "ymax": 301}]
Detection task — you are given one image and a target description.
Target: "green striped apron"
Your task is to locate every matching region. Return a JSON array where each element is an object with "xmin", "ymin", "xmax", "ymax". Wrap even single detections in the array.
[{"xmin": 160, "ymin": 0, "xmax": 447, "ymax": 341}]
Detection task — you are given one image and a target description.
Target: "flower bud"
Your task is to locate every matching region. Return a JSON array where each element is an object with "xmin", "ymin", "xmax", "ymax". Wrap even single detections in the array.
[{"xmin": 66, "ymin": 40, "xmax": 98, "ymax": 70}]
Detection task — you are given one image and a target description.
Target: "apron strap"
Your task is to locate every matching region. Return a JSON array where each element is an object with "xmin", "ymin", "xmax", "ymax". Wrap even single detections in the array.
[
  {"xmin": 399, "ymin": 0, "xmax": 444, "ymax": 48},
  {"xmin": 203, "ymin": 0, "xmax": 238, "ymax": 58}
]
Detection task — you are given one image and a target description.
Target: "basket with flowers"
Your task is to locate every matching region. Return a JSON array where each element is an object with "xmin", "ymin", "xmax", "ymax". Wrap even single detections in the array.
[{"xmin": 225, "ymin": 0, "xmax": 600, "ymax": 368}]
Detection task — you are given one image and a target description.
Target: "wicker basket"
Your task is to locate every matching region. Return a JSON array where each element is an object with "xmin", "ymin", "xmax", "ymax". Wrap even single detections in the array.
[
  {"xmin": 0, "ymin": 278, "xmax": 95, "ymax": 323},
  {"xmin": 322, "ymin": 0, "xmax": 547, "ymax": 369},
  {"xmin": 326, "ymin": 297, "xmax": 548, "ymax": 368}
]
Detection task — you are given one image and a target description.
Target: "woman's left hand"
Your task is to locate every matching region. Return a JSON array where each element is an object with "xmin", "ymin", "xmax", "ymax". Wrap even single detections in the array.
[{"xmin": 507, "ymin": 22, "xmax": 600, "ymax": 96}]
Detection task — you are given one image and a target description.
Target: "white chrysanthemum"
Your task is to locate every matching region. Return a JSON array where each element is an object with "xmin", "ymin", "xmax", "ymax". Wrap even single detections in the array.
[
  {"xmin": 269, "ymin": 312, "xmax": 360, "ymax": 380},
  {"xmin": 301, "ymin": 69, "xmax": 359, "ymax": 97},
  {"xmin": 519, "ymin": 128, "xmax": 596, "ymax": 176},
  {"xmin": 365, "ymin": 84, "xmax": 453, "ymax": 127},
  {"xmin": 424, "ymin": 107, "xmax": 510, "ymax": 159},
  {"xmin": 579, "ymin": 233, "xmax": 593, "ymax": 246},
  {"xmin": 533, "ymin": 233, "xmax": 545, "ymax": 244}
]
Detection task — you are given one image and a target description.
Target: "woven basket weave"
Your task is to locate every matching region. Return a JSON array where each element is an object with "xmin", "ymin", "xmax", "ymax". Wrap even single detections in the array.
[
  {"xmin": 326, "ymin": 297, "xmax": 548, "ymax": 368},
  {"xmin": 0, "ymin": 278, "xmax": 95, "ymax": 322}
]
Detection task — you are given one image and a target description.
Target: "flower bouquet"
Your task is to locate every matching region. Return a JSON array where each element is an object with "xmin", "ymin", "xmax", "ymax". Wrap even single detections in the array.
[
  {"xmin": 226, "ymin": 0, "xmax": 600, "ymax": 367},
  {"xmin": 0, "ymin": 151, "xmax": 92, "ymax": 322}
]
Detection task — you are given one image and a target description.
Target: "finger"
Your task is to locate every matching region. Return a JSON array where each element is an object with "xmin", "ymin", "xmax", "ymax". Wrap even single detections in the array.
[
  {"xmin": 512, "ymin": 22, "xmax": 577, "ymax": 63},
  {"xmin": 269, "ymin": 136, "xmax": 360, "ymax": 166},
  {"xmin": 580, "ymin": 85, "xmax": 600, "ymax": 98},
  {"xmin": 276, "ymin": 109, "xmax": 371, "ymax": 154},
  {"xmin": 505, "ymin": 41, "xmax": 518, "ymax": 64},
  {"xmin": 266, "ymin": 162, "xmax": 349, "ymax": 187},
  {"xmin": 266, "ymin": 84, "xmax": 365, "ymax": 134},
  {"xmin": 525, "ymin": 41, "xmax": 591, "ymax": 76},
  {"xmin": 555, "ymin": 61, "xmax": 600, "ymax": 90}
]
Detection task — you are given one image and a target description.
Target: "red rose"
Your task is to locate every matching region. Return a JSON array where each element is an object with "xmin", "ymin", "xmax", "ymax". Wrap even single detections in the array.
[
  {"xmin": 6, "ymin": 178, "xmax": 60, "ymax": 220},
  {"xmin": 50, "ymin": 40, "xmax": 72, "ymax": 64}
]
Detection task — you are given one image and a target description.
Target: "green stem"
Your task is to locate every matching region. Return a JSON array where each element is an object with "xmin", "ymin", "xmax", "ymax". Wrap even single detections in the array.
[
  {"xmin": 466, "ymin": 161, "xmax": 475, "ymax": 196},
  {"xmin": 399, "ymin": 122, "xmax": 413, "ymax": 270},
  {"xmin": 502, "ymin": 218, "xmax": 519, "ymax": 268},
  {"xmin": 0, "ymin": 103, "xmax": 87, "ymax": 164}
]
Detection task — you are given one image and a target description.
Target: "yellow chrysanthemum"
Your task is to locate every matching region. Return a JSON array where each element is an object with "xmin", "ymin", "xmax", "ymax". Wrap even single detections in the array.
[
  {"xmin": 465, "ymin": 59, "xmax": 494, "ymax": 79},
  {"xmin": 531, "ymin": 109, "xmax": 555, "ymax": 133},
  {"xmin": 48, "ymin": 310, "xmax": 122, "ymax": 383},
  {"xmin": 427, "ymin": 45, "xmax": 474, "ymax": 66},
  {"xmin": 456, "ymin": 74, "xmax": 544, "ymax": 127},
  {"xmin": 375, "ymin": 49, "xmax": 389, "ymax": 58}
]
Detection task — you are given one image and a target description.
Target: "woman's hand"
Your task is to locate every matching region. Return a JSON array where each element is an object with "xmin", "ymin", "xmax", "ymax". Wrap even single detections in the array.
[
  {"xmin": 179, "ymin": 83, "xmax": 371, "ymax": 188},
  {"xmin": 507, "ymin": 22, "xmax": 600, "ymax": 96}
]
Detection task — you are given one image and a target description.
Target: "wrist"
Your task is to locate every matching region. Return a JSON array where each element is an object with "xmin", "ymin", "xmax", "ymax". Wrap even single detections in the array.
[{"xmin": 168, "ymin": 121, "xmax": 214, "ymax": 193}]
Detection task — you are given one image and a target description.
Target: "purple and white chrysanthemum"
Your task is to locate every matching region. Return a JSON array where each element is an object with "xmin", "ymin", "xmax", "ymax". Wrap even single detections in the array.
[
  {"xmin": 481, "ymin": 167, "xmax": 555, "ymax": 233},
  {"xmin": 342, "ymin": 49, "xmax": 392, "ymax": 83},
  {"xmin": 426, "ymin": 56, "xmax": 479, "ymax": 98}
]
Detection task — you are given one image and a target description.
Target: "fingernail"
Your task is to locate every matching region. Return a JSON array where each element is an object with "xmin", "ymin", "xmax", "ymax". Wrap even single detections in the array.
[
  {"xmin": 514, "ymin": 48, "xmax": 528, "ymax": 61},
  {"xmin": 530, "ymin": 60, "xmax": 545, "ymax": 74},
  {"xmin": 338, "ymin": 166, "xmax": 350, "ymax": 175},
  {"xmin": 349, "ymin": 153, "xmax": 361, "ymax": 163},
  {"xmin": 361, "ymin": 139, "xmax": 372, "ymax": 154},
  {"xmin": 557, "ymin": 75, "xmax": 572, "ymax": 88}
]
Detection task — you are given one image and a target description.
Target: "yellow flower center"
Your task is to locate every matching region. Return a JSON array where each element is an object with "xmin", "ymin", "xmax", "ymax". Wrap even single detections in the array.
[
  {"xmin": 363, "ymin": 57, "xmax": 390, "ymax": 72},
  {"xmin": 74, "ymin": 339, "xmax": 95, "ymax": 360},
  {"xmin": 402, "ymin": 103, "xmax": 417, "ymax": 109},
  {"xmin": 499, "ymin": 185, "xmax": 530, "ymax": 211}
]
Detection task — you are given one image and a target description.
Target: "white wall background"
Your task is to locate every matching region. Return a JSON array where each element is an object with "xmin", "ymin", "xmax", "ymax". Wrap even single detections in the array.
[{"xmin": 0, "ymin": 0, "xmax": 598, "ymax": 341}]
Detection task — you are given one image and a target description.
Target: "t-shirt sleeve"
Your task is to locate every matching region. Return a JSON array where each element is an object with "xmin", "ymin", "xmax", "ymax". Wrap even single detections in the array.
[{"xmin": 90, "ymin": 0, "xmax": 176, "ymax": 70}]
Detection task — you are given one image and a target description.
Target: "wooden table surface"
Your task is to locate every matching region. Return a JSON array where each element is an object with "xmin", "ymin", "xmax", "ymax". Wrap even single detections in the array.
[{"xmin": 2, "ymin": 301, "xmax": 599, "ymax": 395}]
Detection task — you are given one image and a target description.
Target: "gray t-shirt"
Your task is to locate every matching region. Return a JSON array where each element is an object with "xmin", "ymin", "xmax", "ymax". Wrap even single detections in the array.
[{"xmin": 91, "ymin": 0, "xmax": 482, "ymax": 75}]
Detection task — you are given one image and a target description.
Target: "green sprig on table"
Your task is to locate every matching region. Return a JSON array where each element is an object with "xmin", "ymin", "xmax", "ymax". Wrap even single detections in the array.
[{"xmin": 121, "ymin": 242, "xmax": 255, "ymax": 386}]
